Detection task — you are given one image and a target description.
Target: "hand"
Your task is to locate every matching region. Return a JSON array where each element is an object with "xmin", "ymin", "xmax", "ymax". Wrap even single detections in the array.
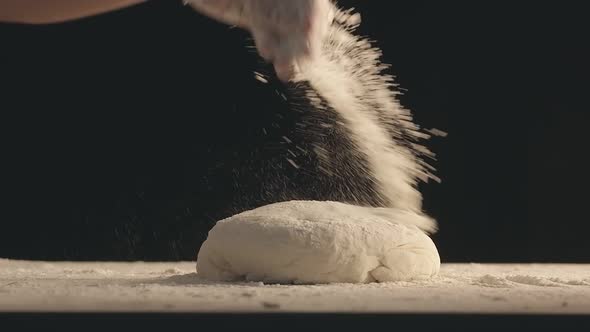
[{"xmin": 187, "ymin": 0, "xmax": 333, "ymax": 82}]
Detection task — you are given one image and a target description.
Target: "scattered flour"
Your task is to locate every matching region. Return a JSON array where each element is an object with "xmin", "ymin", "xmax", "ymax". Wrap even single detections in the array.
[
  {"xmin": 473, "ymin": 275, "xmax": 513, "ymax": 288},
  {"xmin": 2, "ymin": 261, "xmax": 589, "ymax": 313},
  {"xmin": 197, "ymin": 201, "xmax": 439, "ymax": 284},
  {"xmin": 506, "ymin": 275, "xmax": 559, "ymax": 287},
  {"xmin": 549, "ymin": 278, "xmax": 590, "ymax": 286},
  {"xmin": 472, "ymin": 274, "xmax": 590, "ymax": 288},
  {"xmin": 291, "ymin": 6, "xmax": 439, "ymax": 211},
  {"xmin": 197, "ymin": 4, "xmax": 441, "ymax": 284}
]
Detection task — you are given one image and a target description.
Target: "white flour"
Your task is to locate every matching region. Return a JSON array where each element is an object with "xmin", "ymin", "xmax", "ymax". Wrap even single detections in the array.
[
  {"xmin": 292, "ymin": 6, "xmax": 439, "ymax": 211},
  {"xmin": 3, "ymin": 260, "xmax": 589, "ymax": 313}
]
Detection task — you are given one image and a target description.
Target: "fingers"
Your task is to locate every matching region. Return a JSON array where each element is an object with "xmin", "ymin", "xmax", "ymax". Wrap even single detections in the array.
[
  {"xmin": 252, "ymin": 28, "xmax": 307, "ymax": 82},
  {"xmin": 267, "ymin": 0, "xmax": 316, "ymax": 34},
  {"xmin": 273, "ymin": 58, "xmax": 295, "ymax": 83},
  {"xmin": 306, "ymin": 0, "xmax": 333, "ymax": 58},
  {"xmin": 188, "ymin": 0, "xmax": 334, "ymax": 82},
  {"xmin": 186, "ymin": 0, "xmax": 249, "ymax": 28},
  {"xmin": 250, "ymin": 0, "xmax": 332, "ymax": 82},
  {"xmin": 251, "ymin": 29, "xmax": 277, "ymax": 62}
]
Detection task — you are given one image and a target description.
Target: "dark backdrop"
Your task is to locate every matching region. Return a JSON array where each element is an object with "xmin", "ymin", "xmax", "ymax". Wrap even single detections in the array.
[{"xmin": 1, "ymin": 1, "xmax": 588, "ymax": 262}]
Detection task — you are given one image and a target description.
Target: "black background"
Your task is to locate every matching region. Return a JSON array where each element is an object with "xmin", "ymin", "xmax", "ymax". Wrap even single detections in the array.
[{"xmin": 1, "ymin": 0, "xmax": 588, "ymax": 263}]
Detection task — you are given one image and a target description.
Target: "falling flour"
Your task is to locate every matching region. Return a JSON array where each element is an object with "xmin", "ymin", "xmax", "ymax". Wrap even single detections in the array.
[
  {"xmin": 197, "ymin": 3, "xmax": 441, "ymax": 283},
  {"xmin": 292, "ymin": 7, "xmax": 439, "ymax": 211}
]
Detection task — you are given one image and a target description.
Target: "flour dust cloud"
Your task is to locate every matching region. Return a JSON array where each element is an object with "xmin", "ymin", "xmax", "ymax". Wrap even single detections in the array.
[{"xmin": 292, "ymin": 6, "xmax": 440, "ymax": 212}]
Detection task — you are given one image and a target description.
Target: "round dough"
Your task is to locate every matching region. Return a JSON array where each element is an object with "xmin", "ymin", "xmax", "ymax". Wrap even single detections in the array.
[{"xmin": 196, "ymin": 201, "xmax": 440, "ymax": 284}]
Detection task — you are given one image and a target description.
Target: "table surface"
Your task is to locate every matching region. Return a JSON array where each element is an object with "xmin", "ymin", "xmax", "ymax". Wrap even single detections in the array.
[{"xmin": 1, "ymin": 259, "xmax": 589, "ymax": 313}]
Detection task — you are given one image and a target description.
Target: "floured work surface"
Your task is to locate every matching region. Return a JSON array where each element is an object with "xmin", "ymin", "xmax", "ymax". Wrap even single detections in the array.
[{"xmin": 1, "ymin": 260, "xmax": 589, "ymax": 314}]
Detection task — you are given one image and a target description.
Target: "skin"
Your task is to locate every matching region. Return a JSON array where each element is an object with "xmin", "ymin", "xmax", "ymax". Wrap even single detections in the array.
[
  {"xmin": 0, "ymin": 0, "xmax": 147, "ymax": 24},
  {"xmin": 187, "ymin": 0, "xmax": 332, "ymax": 81},
  {"xmin": 0, "ymin": 0, "xmax": 332, "ymax": 81}
]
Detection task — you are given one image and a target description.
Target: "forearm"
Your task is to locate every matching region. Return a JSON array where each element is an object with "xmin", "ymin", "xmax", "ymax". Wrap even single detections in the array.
[{"xmin": 0, "ymin": 0, "xmax": 146, "ymax": 24}]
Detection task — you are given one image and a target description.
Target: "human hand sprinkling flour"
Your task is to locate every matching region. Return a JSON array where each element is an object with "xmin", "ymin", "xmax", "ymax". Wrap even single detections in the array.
[
  {"xmin": 0, "ymin": 0, "xmax": 332, "ymax": 81},
  {"xmin": 186, "ymin": 0, "xmax": 333, "ymax": 82}
]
